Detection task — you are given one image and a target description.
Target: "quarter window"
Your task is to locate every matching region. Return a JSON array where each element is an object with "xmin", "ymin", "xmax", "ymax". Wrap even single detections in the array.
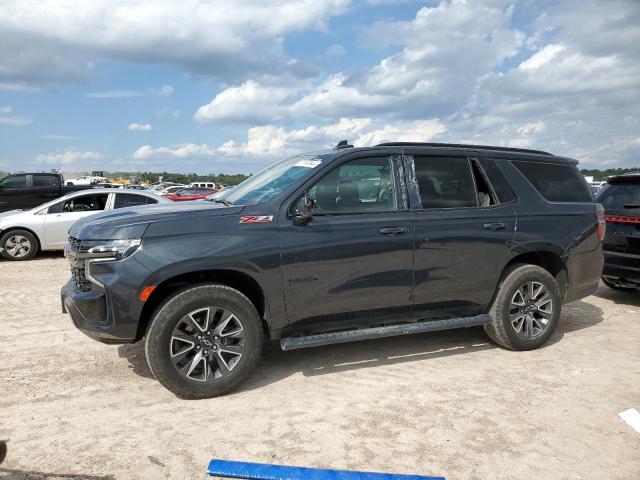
[
  {"xmin": 513, "ymin": 161, "xmax": 593, "ymax": 202},
  {"xmin": 308, "ymin": 157, "xmax": 398, "ymax": 214},
  {"xmin": 413, "ymin": 157, "xmax": 477, "ymax": 209}
]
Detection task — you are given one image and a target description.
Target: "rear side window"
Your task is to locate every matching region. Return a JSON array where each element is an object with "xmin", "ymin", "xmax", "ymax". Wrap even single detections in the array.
[
  {"xmin": 114, "ymin": 193, "xmax": 157, "ymax": 208},
  {"xmin": 414, "ymin": 157, "xmax": 477, "ymax": 209},
  {"xmin": 513, "ymin": 161, "xmax": 593, "ymax": 202},
  {"xmin": 597, "ymin": 183, "xmax": 640, "ymax": 211},
  {"xmin": 33, "ymin": 174, "xmax": 60, "ymax": 188}
]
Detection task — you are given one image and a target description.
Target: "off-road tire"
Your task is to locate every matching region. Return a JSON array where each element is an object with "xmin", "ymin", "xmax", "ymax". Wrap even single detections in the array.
[
  {"xmin": 145, "ymin": 284, "xmax": 263, "ymax": 399},
  {"xmin": 484, "ymin": 264, "xmax": 561, "ymax": 350},
  {"xmin": 0, "ymin": 229, "xmax": 38, "ymax": 261}
]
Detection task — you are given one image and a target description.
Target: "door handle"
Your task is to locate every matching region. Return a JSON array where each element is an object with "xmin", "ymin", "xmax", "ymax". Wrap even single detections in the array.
[
  {"xmin": 483, "ymin": 222, "xmax": 506, "ymax": 231},
  {"xmin": 379, "ymin": 226, "xmax": 408, "ymax": 236}
]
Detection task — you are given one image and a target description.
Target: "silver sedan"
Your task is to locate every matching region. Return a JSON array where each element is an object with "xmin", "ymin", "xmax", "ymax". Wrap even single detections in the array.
[{"xmin": 0, "ymin": 188, "xmax": 168, "ymax": 261}]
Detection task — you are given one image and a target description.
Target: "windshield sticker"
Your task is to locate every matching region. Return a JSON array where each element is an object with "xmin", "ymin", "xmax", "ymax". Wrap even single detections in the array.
[
  {"xmin": 239, "ymin": 215, "xmax": 273, "ymax": 224},
  {"xmin": 294, "ymin": 159, "xmax": 322, "ymax": 168}
]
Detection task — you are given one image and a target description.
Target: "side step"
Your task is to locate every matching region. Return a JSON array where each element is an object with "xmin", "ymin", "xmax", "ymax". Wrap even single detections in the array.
[{"xmin": 280, "ymin": 314, "xmax": 492, "ymax": 351}]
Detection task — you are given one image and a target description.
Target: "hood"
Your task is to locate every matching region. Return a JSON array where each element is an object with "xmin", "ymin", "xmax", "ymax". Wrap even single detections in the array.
[
  {"xmin": 69, "ymin": 201, "xmax": 245, "ymax": 240},
  {"xmin": 0, "ymin": 209, "xmax": 27, "ymax": 220}
]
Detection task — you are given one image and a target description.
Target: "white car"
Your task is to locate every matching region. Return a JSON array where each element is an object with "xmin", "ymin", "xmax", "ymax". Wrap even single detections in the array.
[
  {"xmin": 65, "ymin": 175, "xmax": 106, "ymax": 186},
  {"xmin": 0, "ymin": 189, "xmax": 168, "ymax": 261}
]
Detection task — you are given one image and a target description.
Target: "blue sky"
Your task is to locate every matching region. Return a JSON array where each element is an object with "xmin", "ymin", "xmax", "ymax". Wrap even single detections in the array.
[{"xmin": 1, "ymin": 0, "xmax": 639, "ymax": 175}]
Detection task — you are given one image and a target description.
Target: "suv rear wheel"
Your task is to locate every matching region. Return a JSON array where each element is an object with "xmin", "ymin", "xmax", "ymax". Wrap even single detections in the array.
[
  {"xmin": 484, "ymin": 264, "xmax": 561, "ymax": 350},
  {"xmin": 145, "ymin": 284, "xmax": 263, "ymax": 399}
]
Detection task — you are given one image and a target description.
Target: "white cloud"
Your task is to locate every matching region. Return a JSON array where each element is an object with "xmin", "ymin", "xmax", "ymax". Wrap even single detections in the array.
[
  {"xmin": 519, "ymin": 44, "xmax": 565, "ymax": 70},
  {"xmin": 325, "ymin": 44, "xmax": 346, "ymax": 57},
  {"xmin": 86, "ymin": 85, "xmax": 173, "ymax": 99},
  {"xmin": 0, "ymin": 106, "xmax": 32, "ymax": 126},
  {"xmin": 36, "ymin": 150, "xmax": 102, "ymax": 166},
  {"xmin": 135, "ymin": 117, "xmax": 446, "ymax": 161},
  {"xmin": 194, "ymin": 80, "xmax": 301, "ymax": 123},
  {"xmin": 0, "ymin": 1, "xmax": 350, "ymax": 89},
  {"xmin": 128, "ymin": 123, "xmax": 152, "ymax": 132}
]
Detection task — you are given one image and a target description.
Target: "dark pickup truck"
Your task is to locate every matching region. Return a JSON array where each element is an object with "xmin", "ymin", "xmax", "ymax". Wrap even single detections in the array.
[{"xmin": 0, "ymin": 173, "xmax": 93, "ymax": 213}]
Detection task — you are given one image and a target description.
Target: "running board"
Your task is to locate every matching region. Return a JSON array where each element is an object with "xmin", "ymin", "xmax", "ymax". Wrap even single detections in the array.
[{"xmin": 280, "ymin": 314, "xmax": 492, "ymax": 351}]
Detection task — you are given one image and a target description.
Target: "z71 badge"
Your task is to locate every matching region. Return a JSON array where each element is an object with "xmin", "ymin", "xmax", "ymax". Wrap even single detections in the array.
[{"xmin": 239, "ymin": 215, "xmax": 273, "ymax": 224}]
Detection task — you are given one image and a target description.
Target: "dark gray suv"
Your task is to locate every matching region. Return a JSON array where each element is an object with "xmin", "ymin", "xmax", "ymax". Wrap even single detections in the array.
[{"xmin": 61, "ymin": 142, "xmax": 604, "ymax": 398}]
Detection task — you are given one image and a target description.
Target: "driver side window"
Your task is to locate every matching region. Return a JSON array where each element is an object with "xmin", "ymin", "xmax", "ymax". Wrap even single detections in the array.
[
  {"xmin": 307, "ymin": 157, "xmax": 398, "ymax": 214},
  {"xmin": 59, "ymin": 194, "xmax": 109, "ymax": 213}
]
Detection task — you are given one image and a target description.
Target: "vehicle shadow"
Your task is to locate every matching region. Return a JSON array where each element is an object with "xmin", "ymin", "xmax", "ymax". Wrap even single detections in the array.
[
  {"xmin": 545, "ymin": 299, "xmax": 604, "ymax": 346},
  {"xmin": 593, "ymin": 283, "xmax": 640, "ymax": 307},
  {"xmin": 118, "ymin": 299, "xmax": 604, "ymax": 394},
  {"xmin": 0, "ymin": 469, "xmax": 113, "ymax": 479},
  {"xmin": 117, "ymin": 343, "xmax": 154, "ymax": 379}
]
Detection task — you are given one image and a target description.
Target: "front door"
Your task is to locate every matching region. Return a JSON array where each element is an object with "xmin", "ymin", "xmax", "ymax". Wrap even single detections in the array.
[
  {"xmin": 279, "ymin": 154, "xmax": 414, "ymax": 334},
  {"xmin": 43, "ymin": 193, "xmax": 110, "ymax": 248},
  {"xmin": 408, "ymin": 155, "xmax": 516, "ymax": 315}
]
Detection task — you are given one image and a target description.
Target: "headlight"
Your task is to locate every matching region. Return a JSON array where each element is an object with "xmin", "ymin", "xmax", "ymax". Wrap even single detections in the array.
[{"xmin": 79, "ymin": 238, "xmax": 141, "ymax": 260}]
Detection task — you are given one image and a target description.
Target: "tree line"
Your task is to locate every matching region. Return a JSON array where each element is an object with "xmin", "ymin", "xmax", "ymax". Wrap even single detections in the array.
[{"xmin": 580, "ymin": 167, "xmax": 640, "ymax": 180}]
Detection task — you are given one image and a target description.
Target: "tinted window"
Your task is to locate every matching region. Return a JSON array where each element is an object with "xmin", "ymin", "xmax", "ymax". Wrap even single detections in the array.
[
  {"xmin": 309, "ymin": 157, "xmax": 397, "ymax": 213},
  {"xmin": 596, "ymin": 183, "xmax": 640, "ymax": 211},
  {"xmin": 62, "ymin": 194, "xmax": 109, "ymax": 212},
  {"xmin": 513, "ymin": 161, "xmax": 592, "ymax": 202},
  {"xmin": 414, "ymin": 157, "xmax": 477, "ymax": 209},
  {"xmin": 478, "ymin": 158, "xmax": 516, "ymax": 203},
  {"xmin": 33, "ymin": 174, "xmax": 60, "ymax": 188},
  {"xmin": 0, "ymin": 174, "xmax": 27, "ymax": 188},
  {"xmin": 114, "ymin": 193, "xmax": 156, "ymax": 209}
]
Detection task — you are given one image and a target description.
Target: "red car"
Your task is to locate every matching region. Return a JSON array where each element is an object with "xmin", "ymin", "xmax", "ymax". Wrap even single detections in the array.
[{"xmin": 164, "ymin": 187, "xmax": 217, "ymax": 202}]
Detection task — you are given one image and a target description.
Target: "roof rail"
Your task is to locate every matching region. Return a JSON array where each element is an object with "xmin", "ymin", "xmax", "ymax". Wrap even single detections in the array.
[{"xmin": 375, "ymin": 142, "xmax": 552, "ymax": 156}]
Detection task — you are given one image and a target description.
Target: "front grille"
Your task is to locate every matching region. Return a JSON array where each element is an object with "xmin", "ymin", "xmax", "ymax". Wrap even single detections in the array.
[
  {"xmin": 67, "ymin": 237, "xmax": 92, "ymax": 292},
  {"xmin": 71, "ymin": 266, "xmax": 92, "ymax": 292}
]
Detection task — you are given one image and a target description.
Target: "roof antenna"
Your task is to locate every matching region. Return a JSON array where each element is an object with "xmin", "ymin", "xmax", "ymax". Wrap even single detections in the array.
[{"xmin": 334, "ymin": 140, "xmax": 354, "ymax": 150}]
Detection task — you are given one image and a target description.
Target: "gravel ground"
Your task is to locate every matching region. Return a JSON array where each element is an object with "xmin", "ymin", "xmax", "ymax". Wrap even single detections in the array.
[{"xmin": 0, "ymin": 254, "xmax": 639, "ymax": 480}]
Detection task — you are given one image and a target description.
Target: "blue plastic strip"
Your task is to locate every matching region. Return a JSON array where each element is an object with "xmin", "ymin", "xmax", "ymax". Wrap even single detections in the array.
[{"xmin": 207, "ymin": 459, "xmax": 444, "ymax": 480}]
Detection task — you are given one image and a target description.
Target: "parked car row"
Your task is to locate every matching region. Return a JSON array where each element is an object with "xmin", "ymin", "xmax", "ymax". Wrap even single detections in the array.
[{"xmin": 0, "ymin": 189, "xmax": 169, "ymax": 260}]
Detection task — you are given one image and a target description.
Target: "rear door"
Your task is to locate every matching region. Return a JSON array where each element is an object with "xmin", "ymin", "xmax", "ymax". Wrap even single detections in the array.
[
  {"xmin": 279, "ymin": 153, "xmax": 414, "ymax": 333},
  {"xmin": 408, "ymin": 154, "xmax": 516, "ymax": 316},
  {"xmin": 31, "ymin": 174, "xmax": 62, "ymax": 207}
]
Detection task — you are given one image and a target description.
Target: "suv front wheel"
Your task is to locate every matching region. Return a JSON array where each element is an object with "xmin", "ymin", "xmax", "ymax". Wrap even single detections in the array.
[
  {"xmin": 484, "ymin": 264, "xmax": 561, "ymax": 350},
  {"xmin": 145, "ymin": 284, "xmax": 263, "ymax": 399}
]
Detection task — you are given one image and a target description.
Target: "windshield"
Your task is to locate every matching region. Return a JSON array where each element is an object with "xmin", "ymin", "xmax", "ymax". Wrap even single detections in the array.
[{"xmin": 222, "ymin": 154, "xmax": 330, "ymax": 206}]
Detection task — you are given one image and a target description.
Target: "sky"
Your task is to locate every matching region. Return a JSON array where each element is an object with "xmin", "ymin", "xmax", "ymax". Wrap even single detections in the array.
[{"xmin": 0, "ymin": 0, "xmax": 639, "ymax": 175}]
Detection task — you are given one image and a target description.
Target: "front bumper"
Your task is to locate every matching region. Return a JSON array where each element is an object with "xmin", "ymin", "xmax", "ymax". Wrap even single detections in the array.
[
  {"xmin": 61, "ymin": 280, "xmax": 138, "ymax": 343},
  {"xmin": 602, "ymin": 250, "xmax": 640, "ymax": 284}
]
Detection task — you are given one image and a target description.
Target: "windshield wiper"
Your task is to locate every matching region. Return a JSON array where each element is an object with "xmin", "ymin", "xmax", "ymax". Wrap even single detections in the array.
[
  {"xmin": 623, "ymin": 204, "xmax": 640, "ymax": 209},
  {"xmin": 213, "ymin": 198, "xmax": 234, "ymax": 205}
]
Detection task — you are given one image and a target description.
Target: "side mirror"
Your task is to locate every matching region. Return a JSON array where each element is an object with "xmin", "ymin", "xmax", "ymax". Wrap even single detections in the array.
[{"xmin": 289, "ymin": 193, "xmax": 314, "ymax": 226}]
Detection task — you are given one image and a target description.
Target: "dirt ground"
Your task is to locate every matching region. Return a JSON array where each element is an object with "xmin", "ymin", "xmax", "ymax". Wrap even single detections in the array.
[{"xmin": 0, "ymin": 253, "xmax": 639, "ymax": 480}]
